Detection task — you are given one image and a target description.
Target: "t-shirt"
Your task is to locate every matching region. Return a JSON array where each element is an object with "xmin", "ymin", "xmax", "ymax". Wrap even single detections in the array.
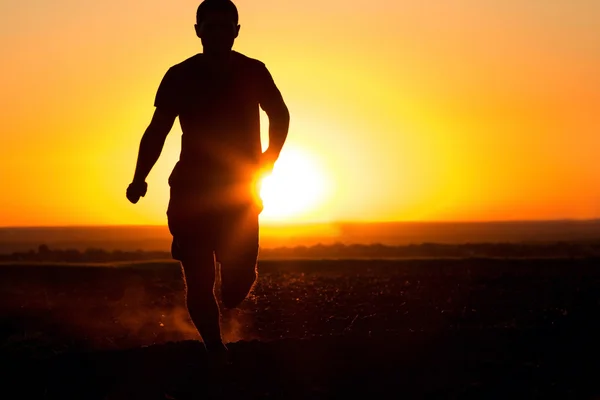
[{"xmin": 154, "ymin": 51, "xmax": 285, "ymax": 190}]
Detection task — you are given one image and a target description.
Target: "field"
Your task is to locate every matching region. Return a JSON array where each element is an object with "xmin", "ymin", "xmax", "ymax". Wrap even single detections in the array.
[{"xmin": 1, "ymin": 258, "xmax": 600, "ymax": 399}]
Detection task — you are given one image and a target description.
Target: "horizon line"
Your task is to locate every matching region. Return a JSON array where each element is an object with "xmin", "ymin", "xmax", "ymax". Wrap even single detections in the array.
[{"xmin": 2, "ymin": 218, "xmax": 600, "ymax": 230}]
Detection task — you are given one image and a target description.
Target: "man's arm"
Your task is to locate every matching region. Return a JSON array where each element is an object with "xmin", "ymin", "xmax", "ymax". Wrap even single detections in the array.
[
  {"xmin": 258, "ymin": 64, "xmax": 290, "ymax": 164},
  {"xmin": 263, "ymin": 105, "xmax": 290, "ymax": 164},
  {"xmin": 131, "ymin": 108, "xmax": 177, "ymax": 183}
]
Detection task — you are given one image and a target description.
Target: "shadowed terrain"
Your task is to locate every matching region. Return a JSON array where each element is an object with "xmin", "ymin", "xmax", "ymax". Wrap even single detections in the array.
[{"xmin": 1, "ymin": 258, "xmax": 599, "ymax": 398}]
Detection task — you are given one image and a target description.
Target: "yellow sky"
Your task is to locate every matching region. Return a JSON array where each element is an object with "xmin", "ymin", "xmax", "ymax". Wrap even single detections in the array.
[{"xmin": 1, "ymin": 0, "xmax": 599, "ymax": 227}]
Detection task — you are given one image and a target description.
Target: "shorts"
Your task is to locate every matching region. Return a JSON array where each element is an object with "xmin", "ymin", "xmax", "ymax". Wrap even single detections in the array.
[{"xmin": 166, "ymin": 185, "xmax": 262, "ymax": 263}]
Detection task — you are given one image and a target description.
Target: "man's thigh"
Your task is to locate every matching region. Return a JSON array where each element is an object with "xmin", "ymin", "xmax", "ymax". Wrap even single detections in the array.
[
  {"xmin": 167, "ymin": 208, "xmax": 218, "ymax": 263},
  {"xmin": 215, "ymin": 206, "xmax": 260, "ymax": 273}
]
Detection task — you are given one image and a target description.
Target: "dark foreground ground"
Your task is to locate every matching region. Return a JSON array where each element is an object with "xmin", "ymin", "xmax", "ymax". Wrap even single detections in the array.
[{"xmin": 1, "ymin": 258, "xmax": 600, "ymax": 399}]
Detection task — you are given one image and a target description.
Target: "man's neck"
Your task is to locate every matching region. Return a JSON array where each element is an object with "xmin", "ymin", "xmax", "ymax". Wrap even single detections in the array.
[{"xmin": 203, "ymin": 49, "xmax": 233, "ymax": 66}]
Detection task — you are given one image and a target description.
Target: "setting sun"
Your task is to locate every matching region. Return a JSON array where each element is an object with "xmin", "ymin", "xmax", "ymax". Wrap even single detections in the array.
[
  {"xmin": 1, "ymin": 0, "xmax": 600, "ymax": 227},
  {"xmin": 259, "ymin": 149, "xmax": 328, "ymax": 221}
]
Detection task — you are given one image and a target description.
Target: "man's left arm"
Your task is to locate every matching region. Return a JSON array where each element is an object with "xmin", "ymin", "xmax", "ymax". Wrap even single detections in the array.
[{"xmin": 258, "ymin": 63, "xmax": 290, "ymax": 167}]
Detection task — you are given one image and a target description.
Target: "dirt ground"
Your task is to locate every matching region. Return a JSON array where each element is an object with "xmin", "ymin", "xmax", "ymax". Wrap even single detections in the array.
[{"xmin": 1, "ymin": 258, "xmax": 599, "ymax": 399}]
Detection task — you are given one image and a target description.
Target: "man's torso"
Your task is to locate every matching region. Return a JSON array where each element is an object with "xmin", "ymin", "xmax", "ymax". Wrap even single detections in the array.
[{"xmin": 156, "ymin": 51, "xmax": 266, "ymax": 190}]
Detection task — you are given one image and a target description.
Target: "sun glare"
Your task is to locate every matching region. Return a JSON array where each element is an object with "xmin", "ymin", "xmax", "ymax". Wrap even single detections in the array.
[{"xmin": 259, "ymin": 149, "xmax": 327, "ymax": 220}]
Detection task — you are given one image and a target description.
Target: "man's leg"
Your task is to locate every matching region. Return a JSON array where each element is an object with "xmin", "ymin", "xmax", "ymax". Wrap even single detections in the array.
[
  {"xmin": 177, "ymin": 244, "xmax": 225, "ymax": 351},
  {"xmin": 217, "ymin": 207, "xmax": 260, "ymax": 309},
  {"xmin": 168, "ymin": 203, "xmax": 225, "ymax": 351}
]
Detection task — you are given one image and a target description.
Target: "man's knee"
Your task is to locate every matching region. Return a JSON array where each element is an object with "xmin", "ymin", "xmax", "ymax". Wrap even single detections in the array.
[
  {"xmin": 185, "ymin": 280, "xmax": 218, "ymax": 316},
  {"xmin": 220, "ymin": 265, "xmax": 257, "ymax": 309},
  {"xmin": 181, "ymin": 254, "xmax": 216, "ymax": 303}
]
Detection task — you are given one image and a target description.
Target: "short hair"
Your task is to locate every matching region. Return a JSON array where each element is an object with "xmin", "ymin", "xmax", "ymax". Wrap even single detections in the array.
[{"xmin": 196, "ymin": 0, "xmax": 239, "ymax": 25}]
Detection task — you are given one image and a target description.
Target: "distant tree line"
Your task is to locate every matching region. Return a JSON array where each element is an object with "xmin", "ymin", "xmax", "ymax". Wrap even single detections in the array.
[
  {"xmin": 261, "ymin": 241, "xmax": 600, "ymax": 259},
  {"xmin": 0, "ymin": 244, "xmax": 170, "ymax": 263},
  {"xmin": 1, "ymin": 241, "xmax": 599, "ymax": 263}
]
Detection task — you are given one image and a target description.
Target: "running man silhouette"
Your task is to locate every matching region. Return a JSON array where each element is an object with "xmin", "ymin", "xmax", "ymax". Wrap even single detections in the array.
[{"xmin": 126, "ymin": 0, "xmax": 290, "ymax": 355}]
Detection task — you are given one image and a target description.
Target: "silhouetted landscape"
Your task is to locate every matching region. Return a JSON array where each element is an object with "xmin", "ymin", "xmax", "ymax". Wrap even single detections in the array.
[
  {"xmin": 2, "ymin": 240, "xmax": 600, "ymax": 263},
  {"xmin": 2, "ymin": 219, "xmax": 600, "ymax": 252},
  {"xmin": 1, "ymin": 222, "xmax": 600, "ymax": 398}
]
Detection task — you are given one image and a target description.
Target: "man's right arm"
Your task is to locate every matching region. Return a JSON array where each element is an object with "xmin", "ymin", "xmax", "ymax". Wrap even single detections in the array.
[
  {"xmin": 128, "ymin": 66, "xmax": 180, "ymax": 204},
  {"xmin": 131, "ymin": 66, "xmax": 181, "ymax": 184},
  {"xmin": 131, "ymin": 108, "xmax": 177, "ymax": 184}
]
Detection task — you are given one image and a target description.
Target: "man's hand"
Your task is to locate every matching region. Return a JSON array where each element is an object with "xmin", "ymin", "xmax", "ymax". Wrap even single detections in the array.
[{"xmin": 126, "ymin": 181, "xmax": 148, "ymax": 204}]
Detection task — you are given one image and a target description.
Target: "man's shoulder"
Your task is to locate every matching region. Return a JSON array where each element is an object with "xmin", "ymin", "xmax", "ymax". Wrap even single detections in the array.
[
  {"xmin": 168, "ymin": 54, "xmax": 203, "ymax": 73},
  {"xmin": 231, "ymin": 51, "xmax": 264, "ymax": 66}
]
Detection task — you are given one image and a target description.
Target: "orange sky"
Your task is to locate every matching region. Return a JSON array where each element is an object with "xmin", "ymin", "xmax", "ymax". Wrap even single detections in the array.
[{"xmin": 1, "ymin": 0, "xmax": 599, "ymax": 227}]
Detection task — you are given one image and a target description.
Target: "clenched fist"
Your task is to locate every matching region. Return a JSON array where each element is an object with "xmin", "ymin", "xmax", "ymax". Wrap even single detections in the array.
[{"xmin": 126, "ymin": 181, "xmax": 148, "ymax": 204}]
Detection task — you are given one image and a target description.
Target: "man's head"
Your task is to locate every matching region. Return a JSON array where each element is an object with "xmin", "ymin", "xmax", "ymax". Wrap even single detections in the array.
[{"xmin": 195, "ymin": 0, "xmax": 240, "ymax": 56}]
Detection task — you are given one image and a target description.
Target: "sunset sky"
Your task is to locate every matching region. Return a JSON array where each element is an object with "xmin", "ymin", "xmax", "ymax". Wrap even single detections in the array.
[{"xmin": 1, "ymin": 0, "xmax": 599, "ymax": 227}]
